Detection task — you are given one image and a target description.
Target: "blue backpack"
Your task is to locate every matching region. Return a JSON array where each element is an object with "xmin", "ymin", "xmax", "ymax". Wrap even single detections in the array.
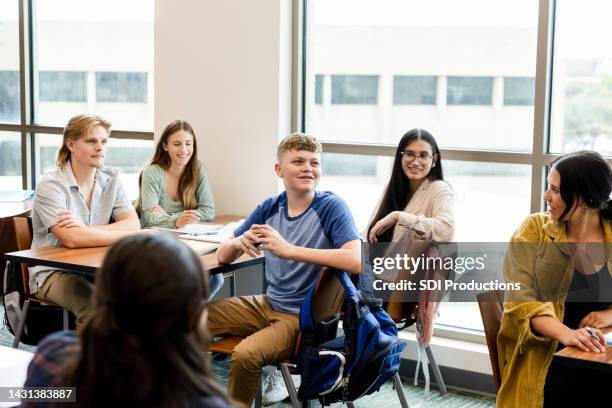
[{"xmin": 297, "ymin": 269, "xmax": 406, "ymax": 405}]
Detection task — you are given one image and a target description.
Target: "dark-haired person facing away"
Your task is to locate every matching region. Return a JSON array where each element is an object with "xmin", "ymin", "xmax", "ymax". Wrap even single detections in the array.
[
  {"xmin": 363, "ymin": 128, "xmax": 454, "ymax": 344},
  {"xmin": 137, "ymin": 119, "xmax": 222, "ymax": 299},
  {"xmin": 498, "ymin": 151, "xmax": 612, "ymax": 408},
  {"xmin": 22, "ymin": 234, "xmax": 234, "ymax": 408},
  {"xmin": 30, "ymin": 114, "xmax": 140, "ymax": 330}
]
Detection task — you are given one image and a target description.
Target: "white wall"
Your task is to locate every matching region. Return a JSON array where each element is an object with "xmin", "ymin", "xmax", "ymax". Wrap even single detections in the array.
[{"xmin": 155, "ymin": 0, "xmax": 292, "ymax": 215}]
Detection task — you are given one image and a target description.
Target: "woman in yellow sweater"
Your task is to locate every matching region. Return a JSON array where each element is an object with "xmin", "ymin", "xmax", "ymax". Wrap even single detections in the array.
[{"xmin": 497, "ymin": 150, "xmax": 612, "ymax": 408}]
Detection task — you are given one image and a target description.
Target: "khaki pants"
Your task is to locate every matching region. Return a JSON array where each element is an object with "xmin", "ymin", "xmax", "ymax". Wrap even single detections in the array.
[
  {"xmin": 207, "ymin": 295, "xmax": 300, "ymax": 405},
  {"xmin": 34, "ymin": 271, "xmax": 95, "ymax": 329}
]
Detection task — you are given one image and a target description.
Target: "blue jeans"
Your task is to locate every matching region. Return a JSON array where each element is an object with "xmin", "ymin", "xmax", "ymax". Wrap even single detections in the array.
[{"xmin": 209, "ymin": 273, "xmax": 224, "ymax": 300}]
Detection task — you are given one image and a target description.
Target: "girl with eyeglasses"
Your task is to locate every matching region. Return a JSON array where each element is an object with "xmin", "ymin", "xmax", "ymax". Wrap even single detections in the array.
[
  {"xmin": 363, "ymin": 128, "xmax": 455, "ymax": 345},
  {"xmin": 367, "ymin": 128, "xmax": 454, "ymax": 244}
]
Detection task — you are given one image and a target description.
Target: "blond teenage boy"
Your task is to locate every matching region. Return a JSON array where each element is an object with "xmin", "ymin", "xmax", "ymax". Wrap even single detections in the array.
[
  {"xmin": 29, "ymin": 114, "xmax": 140, "ymax": 329},
  {"xmin": 210, "ymin": 133, "xmax": 361, "ymax": 405}
]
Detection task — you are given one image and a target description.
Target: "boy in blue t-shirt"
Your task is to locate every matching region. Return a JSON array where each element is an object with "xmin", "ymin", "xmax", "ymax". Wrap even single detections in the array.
[{"xmin": 208, "ymin": 133, "xmax": 361, "ymax": 405}]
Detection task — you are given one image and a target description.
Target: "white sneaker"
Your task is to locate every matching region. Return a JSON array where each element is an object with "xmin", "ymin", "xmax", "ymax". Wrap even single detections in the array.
[{"xmin": 262, "ymin": 368, "xmax": 301, "ymax": 406}]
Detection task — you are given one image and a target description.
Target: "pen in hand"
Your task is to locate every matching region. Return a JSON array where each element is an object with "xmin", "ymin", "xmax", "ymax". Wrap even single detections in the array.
[{"xmin": 586, "ymin": 326, "xmax": 599, "ymax": 341}]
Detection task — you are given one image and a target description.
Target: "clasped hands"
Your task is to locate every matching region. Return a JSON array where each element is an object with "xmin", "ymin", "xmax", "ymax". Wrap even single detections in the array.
[
  {"xmin": 234, "ymin": 224, "xmax": 293, "ymax": 258},
  {"xmin": 148, "ymin": 205, "xmax": 200, "ymax": 228}
]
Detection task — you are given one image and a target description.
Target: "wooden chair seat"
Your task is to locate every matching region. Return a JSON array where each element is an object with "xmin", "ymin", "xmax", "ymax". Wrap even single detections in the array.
[
  {"xmin": 477, "ymin": 289, "xmax": 505, "ymax": 392},
  {"xmin": 11, "ymin": 217, "xmax": 69, "ymax": 348},
  {"xmin": 209, "ymin": 336, "xmax": 244, "ymax": 354}
]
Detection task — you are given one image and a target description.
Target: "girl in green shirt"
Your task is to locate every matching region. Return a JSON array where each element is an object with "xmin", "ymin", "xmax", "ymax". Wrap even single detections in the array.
[{"xmin": 137, "ymin": 120, "xmax": 222, "ymax": 298}]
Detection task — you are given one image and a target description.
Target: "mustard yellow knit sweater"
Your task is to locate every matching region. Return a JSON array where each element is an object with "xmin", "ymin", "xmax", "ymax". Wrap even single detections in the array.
[{"xmin": 496, "ymin": 213, "xmax": 612, "ymax": 408}]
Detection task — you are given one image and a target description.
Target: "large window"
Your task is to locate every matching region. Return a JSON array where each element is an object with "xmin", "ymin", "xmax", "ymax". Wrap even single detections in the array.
[
  {"xmin": 304, "ymin": 0, "xmax": 570, "ymax": 334},
  {"xmin": 549, "ymin": 0, "xmax": 612, "ymax": 155},
  {"xmin": 0, "ymin": 0, "xmax": 154, "ymax": 192},
  {"xmin": 306, "ymin": 0, "xmax": 539, "ymax": 152},
  {"xmin": 34, "ymin": 0, "xmax": 153, "ymax": 130}
]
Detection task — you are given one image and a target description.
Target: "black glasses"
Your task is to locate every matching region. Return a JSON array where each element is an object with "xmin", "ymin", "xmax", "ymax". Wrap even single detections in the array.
[{"xmin": 400, "ymin": 151, "xmax": 434, "ymax": 163}]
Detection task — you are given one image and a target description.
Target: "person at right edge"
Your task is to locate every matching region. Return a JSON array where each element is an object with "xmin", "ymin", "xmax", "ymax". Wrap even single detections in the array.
[{"xmin": 497, "ymin": 150, "xmax": 612, "ymax": 408}]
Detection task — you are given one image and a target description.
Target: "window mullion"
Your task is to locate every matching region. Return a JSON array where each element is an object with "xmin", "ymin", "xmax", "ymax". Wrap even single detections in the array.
[
  {"xmin": 18, "ymin": 0, "xmax": 34, "ymax": 189},
  {"xmin": 531, "ymin": 0, "xmax": 555, "ymax": 213}
]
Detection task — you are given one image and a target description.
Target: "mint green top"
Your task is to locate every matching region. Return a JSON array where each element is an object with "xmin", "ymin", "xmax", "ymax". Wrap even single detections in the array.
[{"xmin": 139, "ymin": 163, "xmax": 215, "ymax": 228}]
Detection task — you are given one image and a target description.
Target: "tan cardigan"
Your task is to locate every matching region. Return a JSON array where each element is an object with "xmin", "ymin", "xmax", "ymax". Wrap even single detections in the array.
[
  {"xmin": 497, "ymin": 213, "xmax": 612, "ymax": 408},
  {"xmin": 365, "ymin": 178, "xmax": 455, "ymax": 242}
]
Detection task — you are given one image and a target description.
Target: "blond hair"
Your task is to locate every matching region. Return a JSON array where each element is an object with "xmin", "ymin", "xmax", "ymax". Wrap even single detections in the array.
[
  {"xmin": 277, "ymin": 133, "xmax": 322, "ymax": 161},
  {"xmin": 56, "ymin": 114, "xmax": 112, "ymax": 167}
]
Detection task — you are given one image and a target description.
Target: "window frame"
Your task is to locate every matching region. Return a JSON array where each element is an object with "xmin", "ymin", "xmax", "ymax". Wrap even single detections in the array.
[
  {"xmin": 0, "ymin": 0, "xmax": 153, "ymax": 190},
  {"xmin": 296, "ymin": 0, "xmax": 612, "ymax": 340}
]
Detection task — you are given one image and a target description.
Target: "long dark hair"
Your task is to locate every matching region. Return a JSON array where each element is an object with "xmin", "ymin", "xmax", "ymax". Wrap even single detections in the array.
[
  {"xmin": 58, "ymin": 234, "xmax": 228, "ymax": 407},
  {"xmin": 136, "ymin": 120, "xmax": 200, "ymax": 214},
  {"xmin": 551, "ymin": 150, "xmax": 612, "ymax": 221},
  {"xmin": 367, "ymin": 129, "xmax": 444, "ymax": 242}
]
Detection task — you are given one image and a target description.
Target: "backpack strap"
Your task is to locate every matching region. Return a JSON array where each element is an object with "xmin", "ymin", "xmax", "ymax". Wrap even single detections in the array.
[
  {"xmin": 299, "ymin": 278, "xmax": 318, "ymax": 348},
  {"xmin": 333, "ymin": 269, "xmax": 358, "ymax": 298}
]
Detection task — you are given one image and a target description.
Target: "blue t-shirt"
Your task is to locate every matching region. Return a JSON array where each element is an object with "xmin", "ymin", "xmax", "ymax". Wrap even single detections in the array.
[{"xmin": 234, "ymin": 191, "xmax": 360, "ymax": 314}]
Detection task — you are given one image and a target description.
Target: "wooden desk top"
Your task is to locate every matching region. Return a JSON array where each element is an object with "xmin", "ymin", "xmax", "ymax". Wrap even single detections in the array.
[
  {"xmin": 0, "ymin": 198, "xmax": 34, "ymax": 219},
  {"xmin": 5, "ymin": 245, "xmax": 261, "ymax": 275},
  {"xmin": 554, "ymin": 326, "xmax": 612, "ymax": 365},
  {"xmin": 4, "ymin": 215, "xmax": 262, "ymax": 275}
]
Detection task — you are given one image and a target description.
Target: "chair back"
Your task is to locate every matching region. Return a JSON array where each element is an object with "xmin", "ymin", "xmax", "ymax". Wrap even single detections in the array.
[
  {"xmin": 384, "ymin": 239, "xmax": 431, "ymax": 326},
  {"xmin": 293, "ymin": 267, "xmax": 345, "ymax": 356},
  {"xmin": 12, "ymin": 216, "xmax": 33, "ymax": 295},
  {"xmin": 312, "ymin": 267, "xmax": 345, "ymax": 322},
  {"xmin": 476, "ymin": 290, "xmax": 504, "ymax": 392}
]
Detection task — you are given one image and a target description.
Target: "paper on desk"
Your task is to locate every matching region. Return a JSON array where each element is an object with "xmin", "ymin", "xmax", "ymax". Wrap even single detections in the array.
[
  {"xmin": 154, "ymin": 223, "xmax": 223, "ymax": 234},
  {"xmin": 179, "ymin": 220, "xmax": 244, "ymax": 244},
  {"xmin": 178, "ymin": 239, "xmax": 218, "ymax": 255},
  {"xmin": 605, "ymin": 331, "xmax": 612, "ymax": 346},
  {"xmin": 0, "ymin": 190, "xmax": 34, "ymax": 202}
]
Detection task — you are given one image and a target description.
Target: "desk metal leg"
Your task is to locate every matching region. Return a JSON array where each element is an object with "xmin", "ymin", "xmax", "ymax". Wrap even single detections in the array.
[
  {"xmin": 230, "ymin": 273, "xmax": 236, "ymax": 297},
  {"xmin": 394, "ymin": 372, "xmax": 410, "ymax": 408},
  {"xmin": 12, "ymin": 298, "xmax": 29, "ymax": 348},
  {"xmin": 261, "ymin": 263, "xmax": 267, "ymax": 292},
  {"xmin": 62, "ymin": 309, "xmax": 69, "ymax": 330},
  {"xmin": 425, "ymin": 345, "xmax": 447, "ymax": 395},
  {"xmin": 280, "ymin": 363, "xmax": 300, "ymax": 408},
  {"xmin": 253, "ymin": 378, "xmax": 262, "ymax": 408}
]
